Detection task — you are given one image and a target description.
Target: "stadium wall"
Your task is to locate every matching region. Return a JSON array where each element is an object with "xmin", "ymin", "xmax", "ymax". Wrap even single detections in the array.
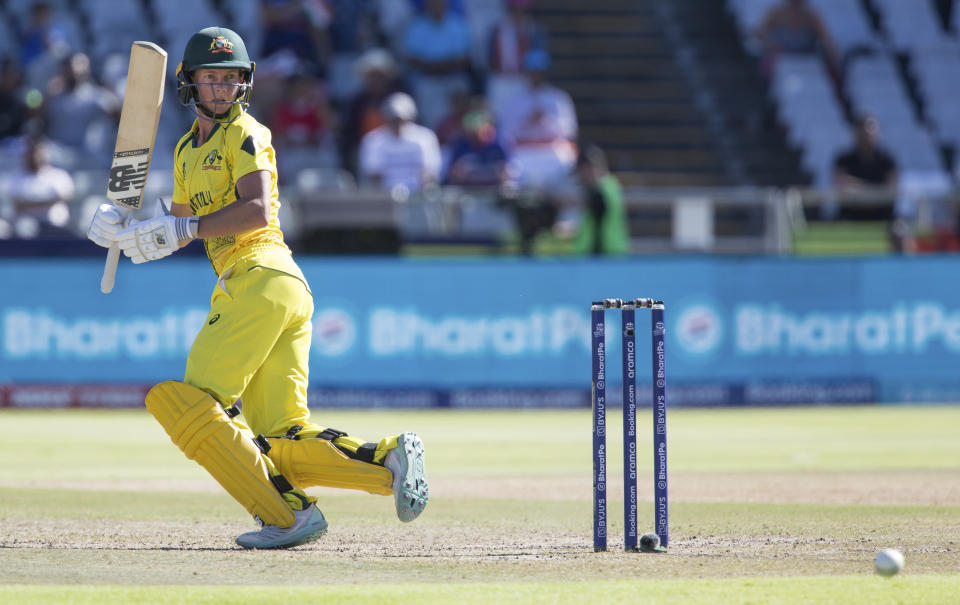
[{"xmin": 2, "ymin": 255, "xmax": 959, "ymax": 408}]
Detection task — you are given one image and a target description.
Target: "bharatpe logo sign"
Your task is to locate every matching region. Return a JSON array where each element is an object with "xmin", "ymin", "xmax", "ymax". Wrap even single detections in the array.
[
  {"xmin": 675, "ymin": 304, "xmax": 722, "ymax": 355},
  {"xmin": 311, "ymin": 308, "xmax": 356, "ymax": 357},
  {"xmin": 735, "ymin": 303, "xmax": 960, "ymax": 354},
  {"xmin": 2, "ymin": 308, "xmax": 206, "ymax": 358},
  {"xmin": 369, "ymin": 306, "xmax": 587, "ymax": 356},
  {"xmin": 671, "ymin": 301, "xmax": 960, "ymax": 357}
]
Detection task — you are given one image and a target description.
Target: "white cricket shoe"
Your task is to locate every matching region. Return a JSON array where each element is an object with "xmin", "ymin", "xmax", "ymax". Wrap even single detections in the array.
[
  {"xmin": 236, "ymin": 504, "xmax": 328, "ymax": 549},
  {"xmin": 384, "ymin": 432, "xmax": 429, "ymax": 522}
]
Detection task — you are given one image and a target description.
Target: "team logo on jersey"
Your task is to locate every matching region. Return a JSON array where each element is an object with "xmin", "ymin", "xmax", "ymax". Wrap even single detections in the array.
[
  {"xmin": 209, "ymin": 36, "xmax": 233, "ymax": 55},
  {"xmin": 202, "ymin": 149, "xmax": 223, "ymax": 171}
]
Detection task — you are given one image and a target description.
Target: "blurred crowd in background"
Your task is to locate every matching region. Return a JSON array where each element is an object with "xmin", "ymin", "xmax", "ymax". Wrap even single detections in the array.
[
  {"xmin": 4, "ymin": 0, "xmax": 960, "ymax": 255},
  {"xmin": 0, "ymin": 0, "xmax": 619, "ymax": 254}
]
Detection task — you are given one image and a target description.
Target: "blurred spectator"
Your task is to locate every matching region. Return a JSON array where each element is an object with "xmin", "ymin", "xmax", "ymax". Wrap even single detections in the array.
[
  {"xmin": 569, "ymin": 144, "xmax": 629, "ymax": 255},
  {"xmin": 359, "ymin": 92, "xmax": 441, "ymax": 193},
  {"xmin": 376, "ymin": 0, "xmax": 415, "ymax": 50},
  {"xmin": 260, "ymin": 0, "xmax": 333, "ymax": 75},
  {"xmin": 4, "ymin": 137, "xmax": 75, "ymax": 239},
  {"xmin": 19, "ymin": 2, "xmax": 70, "ymax": 69},
  {"xmin": 19, "ymin": 2, "xmax": 74, "ymax": 91},
  {"xmin": 434, "ymin": 82, "xmax": 471, "ymax": 147},
  {"xmin": 495, "ymin": 49, "xmax": 577, "ymax": 255},
  {"xmin": 0, "ymin": 59, "xmax": 30, "ymax": 141},
  {"xmin": 328, "ymin": 0, "xmax": 378, "ymax": 54},
  {"xmin": 444, "ymin": 108, "xmax": 507, "ymax": 187},
  {"xmin": 486, "ymin": 0, "xmax": 548, "ymax": 120},
  {"xmin": 497, "ymin": 49, "xmax": 578, "ymax": 190},
  {"xmin": 755, "ymin": 0, "xmax": 840, "ymax": 79},
  {"xmin": 43, "ymin": 52, "xmax": 119, "ymax": 164},
  {"xmin": 270, "ymin": 74, "xmax": 334, "ymax": 150},
  {"xmin": 402, "ymin": 0, "xmax": 473, "ymax": 128},
  {"xmin": 249, "ymin": 49, "xmax": 302, "ymax": 127},
  {"xmin": 341, "ymin": 48, "xmax": 404, "ymax": 175},
  {"xmin": 832, "ymin": 115, "xmax": 908, "ymax": 251}
]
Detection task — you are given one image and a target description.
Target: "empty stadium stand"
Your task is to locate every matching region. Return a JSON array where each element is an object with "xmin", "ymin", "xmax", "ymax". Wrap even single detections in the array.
[
  {"xmin": 534, "ymin": 0, "xmax": 808, "ymax": 187},
  {"xmin": 533, "ymin": 0, "xmax": 727, "ymax": 186}
]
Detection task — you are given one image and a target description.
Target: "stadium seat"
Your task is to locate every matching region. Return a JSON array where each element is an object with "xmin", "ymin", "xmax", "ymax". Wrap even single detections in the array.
[
  {"xmin": 806, "ymin": 0, "xmax": 880, "ymax": 56},
  {"xmin": 82, "ymin": 0, "xmax": 151, "ymax": 61},
  {"xmin": 873, "ymin": 0, "xmax": 949, "ymax": 52},
  {"xmin": 152, "ymin": 0, "xmax": 221, "ymax": 39},
  {"xmin": 0, "ymin": 19, "xmax": 16, "ymax": 62},
  {"xmin": 727, "ymin": 0, "xmax": 780, "ymax": 54},
  {"xmin": 845, "ymin": 54, "xmax": 914, "ymax": 126},
  {"xmin": 770, "ymin": 57, "xmax": 849, "ymax": 186},
  {"xmin": 6, "ymin": 0, "xmax": 72, "ymax": 22},
  {"xmin": 909, "ymin": 44, "xmax": 960, "ymax": 146},
  {"xmin": 226, "ymin": 0, "xmax": 264, "ymax": 58}
]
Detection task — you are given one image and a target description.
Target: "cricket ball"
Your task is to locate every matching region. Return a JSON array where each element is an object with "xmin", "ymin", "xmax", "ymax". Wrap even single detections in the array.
[
  {"xmin": 639, "ymin": 532, "xmax": 660, "ymax": 552},
  {"xmin": 874, "ymin": 548, "xmax": 904, "ymax": 576}
]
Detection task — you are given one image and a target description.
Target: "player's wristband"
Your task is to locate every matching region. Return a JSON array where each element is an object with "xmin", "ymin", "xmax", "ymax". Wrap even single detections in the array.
[{"xmin": 174, "ymin": 217, "xmax": 200, "ymax": 242}]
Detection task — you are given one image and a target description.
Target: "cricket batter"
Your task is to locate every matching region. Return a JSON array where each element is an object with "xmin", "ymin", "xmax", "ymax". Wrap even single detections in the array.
[{"xmin": 87, "ymin": 27, "xmax": 429, "ymax": 549}]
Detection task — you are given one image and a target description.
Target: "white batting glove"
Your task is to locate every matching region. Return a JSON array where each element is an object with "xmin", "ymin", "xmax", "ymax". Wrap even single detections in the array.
[
  {"xmin": 87, "ymin": 203, "xmax": 126, "ymax": 248},
  {"xmin": 115, "ymin": 215, "xmax": 199, "ymax": 264}
]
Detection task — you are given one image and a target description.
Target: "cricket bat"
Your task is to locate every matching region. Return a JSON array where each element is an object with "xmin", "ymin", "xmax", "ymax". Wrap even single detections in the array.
[{"xmin": 100, "ymin": 41, "xmax": 167, "ymax": 294}]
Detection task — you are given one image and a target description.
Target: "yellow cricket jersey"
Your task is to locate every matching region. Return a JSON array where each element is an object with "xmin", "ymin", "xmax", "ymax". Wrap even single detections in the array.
[{"xmin": 172, "ymin": 105, "xmax": 289, "ymax": 276}]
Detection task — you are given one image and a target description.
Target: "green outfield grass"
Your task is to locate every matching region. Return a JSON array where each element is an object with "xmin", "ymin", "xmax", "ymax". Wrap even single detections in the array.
[
  {"xmin": 2, "ymin": 576, "xmax": 959, "ymax": 605},
  {"xmin": 0, "ymin": 406, "xmax": 958, "ymax": 603}
]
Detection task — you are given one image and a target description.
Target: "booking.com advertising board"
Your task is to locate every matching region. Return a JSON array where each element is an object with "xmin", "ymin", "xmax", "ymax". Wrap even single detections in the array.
[{"xmin": 2, "ymin": 255, "xmax": 960, "ymax": 408}]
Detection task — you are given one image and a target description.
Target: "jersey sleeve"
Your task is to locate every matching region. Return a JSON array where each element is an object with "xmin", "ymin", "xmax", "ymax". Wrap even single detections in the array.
[{"xmin": 229, "ymin": 122, "xmax": 276, "ymax": 181}]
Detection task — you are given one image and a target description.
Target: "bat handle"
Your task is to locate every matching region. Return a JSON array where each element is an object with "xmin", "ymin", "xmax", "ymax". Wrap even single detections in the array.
[{"xmin": 101, "ymin": 243, "xmax": 120, "ymax": 294}]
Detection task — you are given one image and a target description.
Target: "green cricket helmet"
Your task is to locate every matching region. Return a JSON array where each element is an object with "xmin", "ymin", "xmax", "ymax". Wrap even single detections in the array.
[{"xmin": 176, "ymin": 27, "xmax": 256, "ymax": 119}]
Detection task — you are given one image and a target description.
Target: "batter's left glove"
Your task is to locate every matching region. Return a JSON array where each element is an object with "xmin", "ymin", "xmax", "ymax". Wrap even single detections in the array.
[{"xmin": 87, "ymin": 203, "xmax": 126, "ymax": 248}]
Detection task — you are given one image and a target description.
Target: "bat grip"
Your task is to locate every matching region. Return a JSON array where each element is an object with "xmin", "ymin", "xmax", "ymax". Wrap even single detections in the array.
[{"xmin": 101, "ymin": 243, "xmax": 120, "ymax": 293}]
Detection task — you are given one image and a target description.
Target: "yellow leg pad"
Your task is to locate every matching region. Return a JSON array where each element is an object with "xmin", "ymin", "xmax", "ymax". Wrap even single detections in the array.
[
  {"xmin": 145, "ymin": 381, "xmax": 296, "ymax": 528},
  {"xmin": 267, "ymin": 437, "xmax": 394, "ymax": 495}
]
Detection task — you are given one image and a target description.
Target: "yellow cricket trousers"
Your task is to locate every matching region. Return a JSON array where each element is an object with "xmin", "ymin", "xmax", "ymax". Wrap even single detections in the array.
[{"xmin": 183, "ymin": 249, "xmax": 393, "ymax": 495}]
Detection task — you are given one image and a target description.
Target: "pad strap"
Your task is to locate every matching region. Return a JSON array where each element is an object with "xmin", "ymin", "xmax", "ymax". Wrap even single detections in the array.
[
  {"xmin": 317, "ymin": 428, "xmax": 348, "ymax": 441},
  {"xmin": 314, "ymin": 427, "xmax": 376, "ymax": 463},
  {"xmin": 253, "ymin": 434, "xmax": 272, "ymax": 454},
  {"xmin": 270, "ymin": 474, "xmax": 294, "ymax": 494},
  {"xmin": 354, "ymin": 443, "xmax": 377, "ymax": 464}
]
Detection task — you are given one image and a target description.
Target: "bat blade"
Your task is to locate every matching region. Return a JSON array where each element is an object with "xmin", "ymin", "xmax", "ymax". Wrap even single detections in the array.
[{"xmin": 101, "ymin": 41, "xmax": 167, "ymax": 294}]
